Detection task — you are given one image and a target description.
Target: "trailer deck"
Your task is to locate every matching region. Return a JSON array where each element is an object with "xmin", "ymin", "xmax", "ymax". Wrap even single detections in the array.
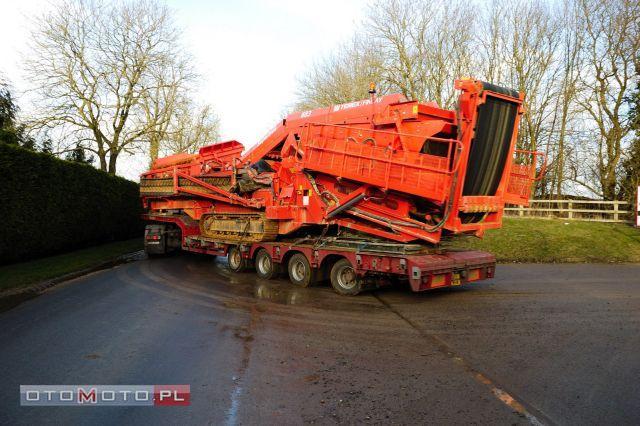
[{"xmin": 144, "ymin": 213, "xmax": 494, "ymax": 293}]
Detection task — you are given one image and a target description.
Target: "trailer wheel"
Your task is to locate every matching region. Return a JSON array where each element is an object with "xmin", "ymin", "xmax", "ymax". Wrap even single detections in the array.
[
  {"xmin": 255, "ymin": 249, "xmax": 280, "ymax": 279},
  {"xmin": 228, "ymin": 246, "xmax": 247, "ymax": 273},
  {"xmin": 287, "ymin": 253, "xmax": 317, "ymax": 287},
  {"xmin": 330, "ymin": 259, "xmax": 362, "ymax": 296}
]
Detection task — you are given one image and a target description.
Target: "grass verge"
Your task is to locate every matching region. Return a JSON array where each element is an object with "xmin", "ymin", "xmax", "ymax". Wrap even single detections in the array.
[
  {"xmin": 446, "ymin": 218, "xmax": 640, "ymax": 263},
  {"xmin": 0, "ymin": 238, "xmax": 142, "ymax": 293}
]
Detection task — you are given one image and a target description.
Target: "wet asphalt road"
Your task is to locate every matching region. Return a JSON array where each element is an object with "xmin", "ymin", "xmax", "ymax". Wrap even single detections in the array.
[{"xmin": 1, "ymin": 253, "xmax": 639, "ymax": 425}]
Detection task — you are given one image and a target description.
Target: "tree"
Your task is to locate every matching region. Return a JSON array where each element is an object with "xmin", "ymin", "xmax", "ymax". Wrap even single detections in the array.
[
  {"xmin": 160, "ymin": 102, "xmax": 220, "ymax": 157},
  {"xmin": 295, "ymin": 0, "xmax": 476, "ymax": 109},
  {"xmin": 477, "ymin": 0, "xmax": 561, "ymax": 155},
  {"xmin": 0, "ymin": 79, "xmax": 20, "ymax": 145},
  {"xmin": 25, "ymin": 0, "xmax": 195, "ymax": 175},
  {"xmin": 65, "ymin": 143, "xmax": 94, "ymax": 164},
  {"xmin": 0, "ymin": 75, "xmax": 36, "ymax": 149},
  {"xmin": 366, "ymin": 0, "xmax": 475, "ymax": 107},
  {"xmin": 0, "ymin": 77, "xmax": 18, "ymax": 140},
  {"xmin": 478, "ymin": 0, "xmax": 581, "ymax": 198},
  {"xmin": 141, "ymin": 50, "xmax": 195, "ymax": 163},
  {"xmin": 40, "ymin": 136, "xmax": 53, "ymax": 154},
  {"xmin": 574, "ymin": 0, "xmax": 640, "ymax": 199},
  {"xmin": 545, "ymin": 0, "xmax": 583, "ymax": 197},
  {"xmin": 295, "ymin": 36, "xmax": 386, "ymax": 110},
  {"xmin": 294, "ymin": 0, "xmax": 639, "ymax": 202},
  {"xmin": 620, "ymin": 78, "xmax": 640, "ymax": 205}
]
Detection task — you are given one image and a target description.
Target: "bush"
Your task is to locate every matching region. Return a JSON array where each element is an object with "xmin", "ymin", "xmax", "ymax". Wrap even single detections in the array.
[{"xmin": 0, "ymin": 143, "xmax": 142, "ymax": 264}]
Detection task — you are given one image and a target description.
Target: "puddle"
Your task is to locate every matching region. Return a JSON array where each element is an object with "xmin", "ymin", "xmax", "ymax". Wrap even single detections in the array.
[
  {"xmin": 141, "ymin": 252, "xmax": 473, "ymax": 312},
  {"xmin": 252, "ymin": 282, "xmax": 311, "ymax": 305}
]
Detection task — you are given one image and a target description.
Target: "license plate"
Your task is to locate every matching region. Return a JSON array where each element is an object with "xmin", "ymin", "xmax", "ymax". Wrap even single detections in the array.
[{"xmin": 452, "ymin": 273, "xmax": 461, "ymax": 286}]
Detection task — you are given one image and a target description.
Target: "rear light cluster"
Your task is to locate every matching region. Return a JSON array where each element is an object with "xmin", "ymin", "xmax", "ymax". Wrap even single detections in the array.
[
  {"xmin": 423, "ymin": 267, "xmax": 486, "ymax": 290},
  {"xmin": 146, "ymin": 234, "xmax": 161, "ymax": 241}
]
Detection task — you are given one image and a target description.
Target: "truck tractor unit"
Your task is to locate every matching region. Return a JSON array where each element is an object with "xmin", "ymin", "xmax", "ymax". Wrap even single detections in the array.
[{"xmin": 140, "ymin": 79, "xmax": 544, "ymax": 295}]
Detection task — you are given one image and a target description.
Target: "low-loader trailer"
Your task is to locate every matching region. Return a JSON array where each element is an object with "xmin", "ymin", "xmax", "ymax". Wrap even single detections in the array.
[{"xmin": 140, "ymin": 79, "xmax": 544, "ymax": 295}]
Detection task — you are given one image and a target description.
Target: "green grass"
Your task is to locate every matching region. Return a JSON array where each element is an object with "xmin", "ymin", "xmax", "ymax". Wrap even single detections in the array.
[
  {"xmin": 0, "ymin": 238, "xmax": 142, "ymax": 292},
  {"xmin": 446, "ymin": 218, "xmax": 640, "ymax": 263}
]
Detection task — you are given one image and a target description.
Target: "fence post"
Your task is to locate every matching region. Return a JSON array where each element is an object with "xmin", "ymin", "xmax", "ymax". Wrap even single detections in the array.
[
  {"xmin": 613, "ymin": 201, "xmax": 619, "ymax": 222},
  {"xmin": 519, "ymin": 205, "xmax": 524, "ymax": 217},
  {"xmin": 568, "ymin": 201, "xmax": 573, "ymax": 220},
  {"xmin": 637, "ymin": 185, "xmax": 640, "ymax": 227}
]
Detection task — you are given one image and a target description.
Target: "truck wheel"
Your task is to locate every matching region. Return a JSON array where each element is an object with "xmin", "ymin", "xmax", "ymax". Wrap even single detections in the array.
[
  {"xmin": 228, "ymin": 246, "xmax": 247, "ymax": 273},
  {"xmin": 330, "ymin": 259, "xmax": 362, "ymax": 295},
  {"xmin": 255, "ymin": 249, "xmax": 280, "ymax": 279},
  {"xmin": 287, "ymin": 253, "xmax": 317, "ymax": 287}
]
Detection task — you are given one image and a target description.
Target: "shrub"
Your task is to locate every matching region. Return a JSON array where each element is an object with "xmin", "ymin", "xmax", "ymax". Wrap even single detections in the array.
[{"xmin": 0, "ymin": 143, "xmax": 141, "ymax": 264}]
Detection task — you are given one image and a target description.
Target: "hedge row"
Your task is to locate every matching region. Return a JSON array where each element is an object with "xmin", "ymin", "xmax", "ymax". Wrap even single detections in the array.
[{"xmin": 0, "ymin": 143, "xmax": 142, "ymax": 264}]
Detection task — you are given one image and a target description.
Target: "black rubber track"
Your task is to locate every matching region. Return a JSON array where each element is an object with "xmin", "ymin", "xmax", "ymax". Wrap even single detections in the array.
[{"xmin": 462, "ymin": 95, "xmax": 518, "ymax": 198}]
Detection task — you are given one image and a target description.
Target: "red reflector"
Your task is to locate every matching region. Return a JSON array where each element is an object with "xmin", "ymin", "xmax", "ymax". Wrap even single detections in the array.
[
  {"xmin": 430, "ymin": 274, "xmax": 446, "ymax": 287},
  {"xmin": 468, "ymin": 268, "xmax": 481, "ymax": 281}
]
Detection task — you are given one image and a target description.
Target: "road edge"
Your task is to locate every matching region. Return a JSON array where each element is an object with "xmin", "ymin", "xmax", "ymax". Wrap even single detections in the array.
[{"xmin": 0, "ymin": 250, "xmax": 145, "ymax": 312}]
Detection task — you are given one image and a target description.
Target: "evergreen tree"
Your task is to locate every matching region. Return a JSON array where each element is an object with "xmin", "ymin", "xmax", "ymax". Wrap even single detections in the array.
[
  {"xmin": 620, "ymin": 78, "xmax": 639, "ymax": 205},
  {"xmin": 0, "ymin": 77, "xmax": 36, "ymax": 150},
  {"xmin": 0, "ymin": 79, "xmax": 19, "ymax": 145},
  {"xmin": 65, "ymin": 144, "xmax": 94, "ymax": 164},
  {"xmin": 40, "ymin": 137, "xmax": 53, "ymax": 154}
]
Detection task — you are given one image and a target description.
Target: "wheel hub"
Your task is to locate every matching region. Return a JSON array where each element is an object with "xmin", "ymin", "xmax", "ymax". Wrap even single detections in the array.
[
  {"xmin": 337, "ymin": 266, "xmax": 357, "ymax": 289},
  {"xmin": 229, "ymin": 251, "xmax": 241, "ymax": 269},
  {"xmin": 292, "ymin": 261, "xmax": 305, "ymax": 281},
  {"xmin": 258, "ymin": 255, "xmax": 271, "ymax": 273}
]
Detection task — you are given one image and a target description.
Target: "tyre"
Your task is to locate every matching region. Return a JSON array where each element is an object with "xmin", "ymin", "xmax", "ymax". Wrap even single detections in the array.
[
  {"xmin": 255, "ymin": 249, "xmax": 280, "ymax": 279},
  {"xmin": 287, "ymin": 253, "xmax": 318, "ymax": 287},
  {"xmin": 228, "ymin": 246, "xmax": 247, "ymax": 273},
  {"xmin": 330, "ymin": 259, "xmax": 363, "ymax": 295}
]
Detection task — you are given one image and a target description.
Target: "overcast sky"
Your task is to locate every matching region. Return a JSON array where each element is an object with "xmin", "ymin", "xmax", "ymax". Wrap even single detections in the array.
[{"xmin": 0, "ymin": 0, "xmax": 369, "ymax": 180}]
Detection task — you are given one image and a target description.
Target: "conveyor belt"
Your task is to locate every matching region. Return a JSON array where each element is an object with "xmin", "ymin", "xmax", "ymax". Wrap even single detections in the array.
[
  {"xmin": 462, "ymin": 92, "xmax": 518, "ymax": 197},
  {"xmin": 139, "ymin": 176, "xmax": 232, "ymax": 196}
]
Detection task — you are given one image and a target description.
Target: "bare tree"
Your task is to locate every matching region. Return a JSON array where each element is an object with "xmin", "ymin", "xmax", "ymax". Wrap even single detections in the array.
[
  {"xmin": 295, "ymin": 36, "xmax": 386, "ymax": 110},
  {"xmin": 25, "ymin": 0, "xmax": 195, "ymax": 174},
  {"xmin": 141, "ymin": 53, "xmax": 195, "ymax": 163},
  {"xmin": 296, "ymin": 0, "xmax": 475, "ymax": 109},
  {"xmin": 366, "ymin": 0, "xmax": 475, "ymax": 107},
  {"xmin": 476, "ymin": 1, "xmax": 507, "ymax": 84},
  {"xmin": 294, "ymin": 0, "xmax": 639, "ymax": 202},
  {"xmin": 160, "ymin": 101, "xmax": 220, "ymax": 157},
  {"xmin": 478, "ymin": 0, "xmax": 561, "ymax": 154},
  {"xmin": 547, "ymin": 0, "xmax": 584, "ymax": 197},
  {"xmin": 573, "ymin": 0, "xmax": 640, "ymax": 199}
]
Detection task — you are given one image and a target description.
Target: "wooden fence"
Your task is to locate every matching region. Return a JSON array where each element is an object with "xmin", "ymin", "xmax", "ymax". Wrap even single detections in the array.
[{"xmin": 504, "ymin": 199, "xmax": 634, "ymax": 223}]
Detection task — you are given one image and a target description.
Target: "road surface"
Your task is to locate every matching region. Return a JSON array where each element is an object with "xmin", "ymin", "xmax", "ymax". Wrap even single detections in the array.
[{"xmin": 1, "ymin": 253, "xmax": 639, "ymax": 425}]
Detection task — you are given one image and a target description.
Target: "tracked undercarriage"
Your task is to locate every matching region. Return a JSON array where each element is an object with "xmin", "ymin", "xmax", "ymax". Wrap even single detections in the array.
[{"xmin": 199, "ymin": 212, "xmax": 278, "ymax": 243}]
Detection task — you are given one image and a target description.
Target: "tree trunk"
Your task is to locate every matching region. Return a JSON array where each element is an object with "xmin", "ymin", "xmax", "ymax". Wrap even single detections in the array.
[
  {"xmin": 555, "ymin": 113, "xmax": 568, "ymax": 197},
  {"xmin": 108, "ymin": 152, "xmax": 118, "ymax": 175},
  {"xmin": 600, "ymin": 169, "xmax": 617, "ymax": 201},
  {"xmin": 149, "ymin": 137, "xmax": 160, "ymax": 168},
  {"xmin": 95, "ymin": 134, "xmax": 108, "ymax": 172},
  {"xmin": 98, "ymin": 153, "xmax": 107, "ymax": 172}
]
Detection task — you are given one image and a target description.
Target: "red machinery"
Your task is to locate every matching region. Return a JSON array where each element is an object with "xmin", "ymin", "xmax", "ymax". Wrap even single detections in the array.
[{"xmin": 140, "ymin": 79, "xmax": 544, "ymax": 295}]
